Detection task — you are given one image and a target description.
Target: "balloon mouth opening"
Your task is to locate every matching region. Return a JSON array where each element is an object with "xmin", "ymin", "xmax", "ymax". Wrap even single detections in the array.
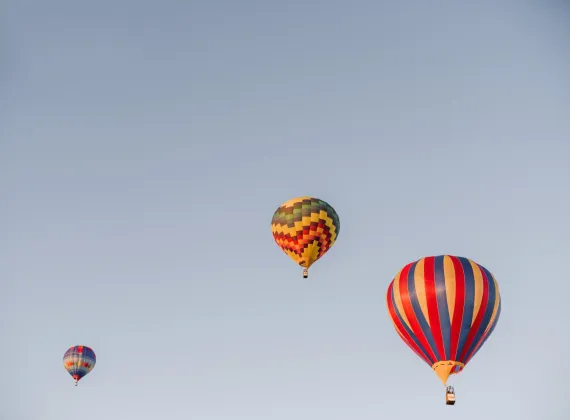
[{"xmin": 432, "ymin": 361, "xmax": 465, "ymax": 386}]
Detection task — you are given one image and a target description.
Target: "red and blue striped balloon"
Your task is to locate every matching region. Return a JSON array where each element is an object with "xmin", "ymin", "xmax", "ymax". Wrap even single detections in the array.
[{"xmin": 386, "ymin": 255, "xmax": 501, "ymax": 386}]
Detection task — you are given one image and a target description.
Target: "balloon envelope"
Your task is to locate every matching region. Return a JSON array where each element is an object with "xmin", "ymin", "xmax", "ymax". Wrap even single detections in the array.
[
  {"xmin": 63, "ymin": 345, "xmax": 96, "ymax": 383},
  {"xmin": 271, "ymin": 196, "xmax": 340, "ymax": 271},
  {"xmin": 386, "ymin": 255, "xmax": 501, "ymax": 386}
]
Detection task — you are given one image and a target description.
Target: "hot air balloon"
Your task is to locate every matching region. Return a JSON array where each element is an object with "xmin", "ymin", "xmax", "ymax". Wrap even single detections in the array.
[
  {"xmin": 271, "ymin": 196, "xmax": 340, "ymax": 278},
  {"xmin": 386, "ymin": 255, "xmax": 501, "ymax": 405},
  {"xmin": 63, "ymin": 345, "xmax": 96, "ymax": 386}
]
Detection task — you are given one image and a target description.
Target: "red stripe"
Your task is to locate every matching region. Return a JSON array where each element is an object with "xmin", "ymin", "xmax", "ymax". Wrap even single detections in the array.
[
  {"xmin": 458, "ymin": 267, "xmax": 490, "ymax": 362},
  {"xmin": 386, "ymin": 282, "xmax": 432, "ymax": 366},
  {"xmin": 449, "ymin": 256, "xmax": 465, "ymax": 360},
  {"xmin": 398, "ymin": 263, "xmax": 438, "ymax": 363},
  {"xmin": 423, "ymin": 256, "xmax": 446, "ymax": 360}
]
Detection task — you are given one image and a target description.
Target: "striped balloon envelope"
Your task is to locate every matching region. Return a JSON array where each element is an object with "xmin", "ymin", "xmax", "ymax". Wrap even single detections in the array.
[
  {"xmin": 386, "ymin": 255, "xmax": 501, "ymax": 387},
  {"xmin": 271, "ymin": 196, "xmax": 340, "ymax": 278},
  {"xmin": 63, "ymin": 345, "xmax": 96, "ymax": 386}
]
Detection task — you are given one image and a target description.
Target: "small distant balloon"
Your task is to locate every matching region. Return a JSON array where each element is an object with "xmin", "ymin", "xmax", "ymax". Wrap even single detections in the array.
[
  {"xmin": 271, "ymin": 196, "xmax": 340, "ymax": 278},
  {"xmin": 63, "ymin": 345, "xmax": 96, "ymax": 386}
]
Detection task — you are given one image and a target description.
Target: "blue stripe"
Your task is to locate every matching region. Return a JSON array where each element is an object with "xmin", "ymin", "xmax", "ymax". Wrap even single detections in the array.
[
  {"xmin": 456, "ymin": 257, "xmax": 475, "ymax": 359},
  {"xmin": 390, "ymin": 285, "xmax": 434, "ymax": 365},
  {"xmin": 462, "ymin": 265, "xmax": 498, "ymax": 362},
  {"xmin": 434, "ymin": 255, "xmax": 451, "ymax": 359},
  {"xmin": 467, "ymin": 299, "xmax": 501, "ymax": 364},
  {"xmin": 406, "ymin": 262, "xmax": 441, "ymax": 361}
]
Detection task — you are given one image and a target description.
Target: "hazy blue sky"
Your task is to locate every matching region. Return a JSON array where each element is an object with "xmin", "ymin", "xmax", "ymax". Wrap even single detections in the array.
[{"xmin": 2, "ymin": 1, "xmax": 569, "ymax": 419}]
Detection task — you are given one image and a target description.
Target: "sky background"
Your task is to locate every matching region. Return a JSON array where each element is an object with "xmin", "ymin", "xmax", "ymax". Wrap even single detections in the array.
[{"xmin": 2, "ymin": 1, "xmax": 569, "ymax": 419}]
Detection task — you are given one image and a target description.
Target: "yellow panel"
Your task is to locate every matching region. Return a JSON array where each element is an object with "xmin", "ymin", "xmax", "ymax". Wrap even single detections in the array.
[
  {"xmin": 392, "ymin": 270, "xmax": 412, "ymax": 330},
  {"xmin": 311, "ymin": 211, "xmax": 319, "ymax": 223},
  {"xmin": 485, "ymin": 273, "xmax": 501, "ymax": 334},
  {"xmin": 470, "ymin": 259, "xmax": 484, "ymax": 326},
  {"xmin": 413, "ymin": 258, "xmax": 430, "ymax": 327},
  {"xmin": 443, "ymin": 256, "xmax": 457, "ymax": 321}
]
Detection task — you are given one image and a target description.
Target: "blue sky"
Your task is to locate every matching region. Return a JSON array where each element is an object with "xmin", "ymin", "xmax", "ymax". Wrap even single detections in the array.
[{"xmin": 2, "ymin": 1, "xmax": 569, "ymax": 419}]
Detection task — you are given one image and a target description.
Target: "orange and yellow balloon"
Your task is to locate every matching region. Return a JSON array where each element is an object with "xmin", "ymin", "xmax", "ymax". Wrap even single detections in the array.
[{"xmin": 271, "ymin": 196, "xmax": 340, "ymax": 277}]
